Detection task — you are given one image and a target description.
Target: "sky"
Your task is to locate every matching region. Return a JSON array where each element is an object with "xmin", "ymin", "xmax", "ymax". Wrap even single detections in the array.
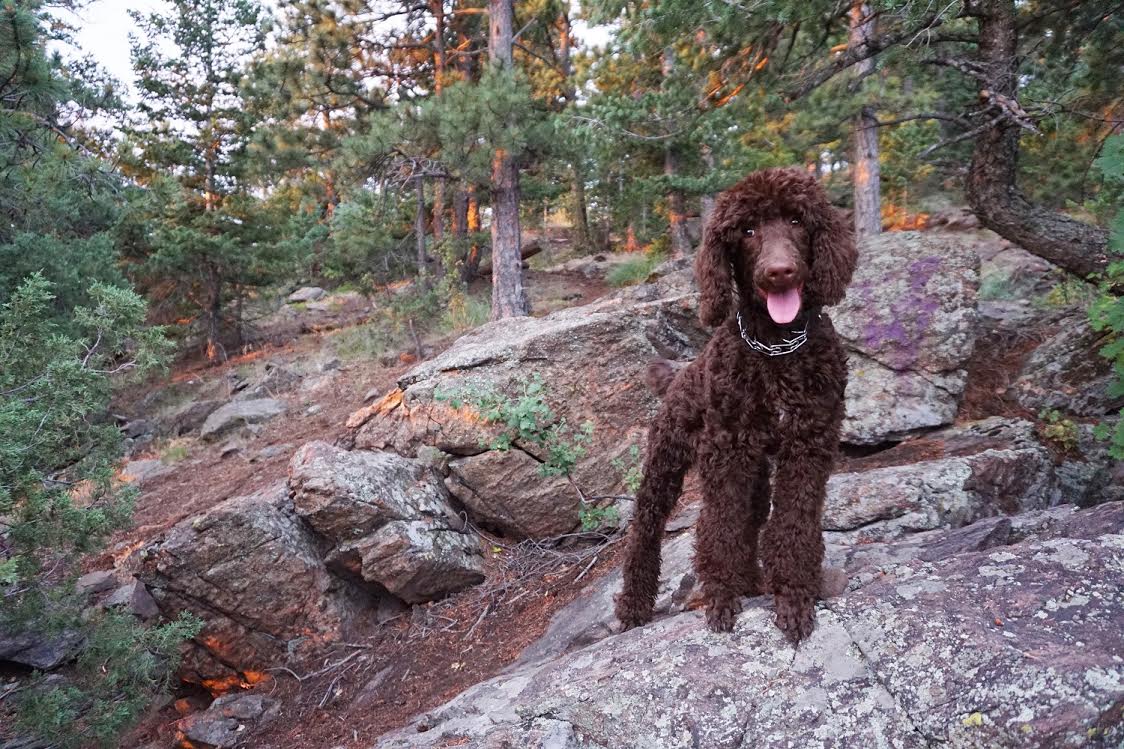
[{"xmin": 58, "ymin": 1, "xmax": 614, "ymax": 98}]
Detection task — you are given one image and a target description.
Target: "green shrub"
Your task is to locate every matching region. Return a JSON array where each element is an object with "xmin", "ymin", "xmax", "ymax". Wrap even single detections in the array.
[
  {"xmin": 0, "ymin": 275, "xmax": 199, "ymax": 747},
  {"xmin": 1088, "ymin": 134, "xmax": 1124, "ymax": 459},
  {"xmin": 606, "ymin": 251, "xmax": 667, "ymax": 287}
]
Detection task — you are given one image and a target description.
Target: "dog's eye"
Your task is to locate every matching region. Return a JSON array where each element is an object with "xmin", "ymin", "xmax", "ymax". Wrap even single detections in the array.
[
  {"xmin": 790, "ymin": 218, "xmax": 801, "ymax": 225},
  {"xmin": 743, "ymin": 227, "xmax": 755, "ymax": 237}
]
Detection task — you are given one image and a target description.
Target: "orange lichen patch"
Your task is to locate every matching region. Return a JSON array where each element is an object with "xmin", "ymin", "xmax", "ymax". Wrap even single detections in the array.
[
  {"xmin": 398, "ymin": 352, "xmax": 418, "ymax": 365},
  {"xmin": 201, "ymin": 674, "xmax": 244, "ymax": 695},
  {"xmin": 243, "ymin": 670, "xmax": 272, "ymax": 686},
  {"xmin": 346, "ymin": 388, "xmax": 405, "ymax": 430}
]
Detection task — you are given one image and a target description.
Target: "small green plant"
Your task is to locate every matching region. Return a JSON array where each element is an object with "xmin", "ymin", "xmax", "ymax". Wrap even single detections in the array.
[
  {"xmin": 977, "ymin": 273, "xmax": 1016, "ymax": 301},
  {"xmin": 1039, "ymin": 409, "xmax": 1080, "ymax": 451},
  {"xmin": 606, "ymin": 250, "xmax": 667, "ymax": 287},
  {"xmin": 1039, "ymin": 277, "xmax": 1095, "ymax": 310},
  {"xmin": 1088, "ymin": 133, "xmax": 1124, "ymax": 459},
  {"xmin": 610, "ymin": 444, "xmax": 644, "ymax": 495},
  {"xmin": 578, "ymin": 502, "xmax": 620, "ymax": 532},
  {"xmin": 436, "ymin": 375, "xmax": 593, "ymax": 478}
]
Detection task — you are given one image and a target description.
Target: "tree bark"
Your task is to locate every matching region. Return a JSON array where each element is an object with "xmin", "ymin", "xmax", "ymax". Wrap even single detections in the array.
[
  {"xmin": 558, "ymin": 10, "xmax": 591, "ymax": 252},
  {"xmin": 849, "ymin": 1, "xmax": 881, "ymax": 240},
  {"xmin": 415, "ymin": 177, "xmax": 431, "ymax": 286},
  {"xmin": 662, "ymin": 47, "xmax": 691, "ymax": 257},
  {"xmin": 488, "ymin": 0, "xmax": 529, "ymax": 319},
  {"xmin": 700, "ymin": 145, "xmax": 717, "ymax": 228},
  {"xmin": 430, "ymin": 0, "xmax": 447, "ymax": 253},
  {"xmin": 963, "ymin": 0, "xmax": 1108, "ymax": 279}
]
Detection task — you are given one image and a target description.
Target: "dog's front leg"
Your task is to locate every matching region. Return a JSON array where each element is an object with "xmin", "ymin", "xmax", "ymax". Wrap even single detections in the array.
[
  {"xmin": 760, "ymin": 444, "xmax": 831, "ymax": 645},
  {"xmin": 614, "ymin": 412, "xmax": 693, "ymax": 630}
]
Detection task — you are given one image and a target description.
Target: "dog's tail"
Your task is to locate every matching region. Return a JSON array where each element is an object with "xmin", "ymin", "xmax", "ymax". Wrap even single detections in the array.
[{"xmin": 644, "ymin": 359, "xmax": 686, "ymax": 397}]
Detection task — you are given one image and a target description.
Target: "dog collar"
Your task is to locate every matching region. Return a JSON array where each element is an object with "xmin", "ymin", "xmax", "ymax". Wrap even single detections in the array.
[{"xmin": 736, "ymin": 311, "xmax": 809, "ymax": 356}]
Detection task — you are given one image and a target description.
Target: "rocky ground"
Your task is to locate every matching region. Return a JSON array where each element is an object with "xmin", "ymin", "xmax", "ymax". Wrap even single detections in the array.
[{"xmin": 2, "ymin": 226, "xmax": 1121, "ymax": 749}]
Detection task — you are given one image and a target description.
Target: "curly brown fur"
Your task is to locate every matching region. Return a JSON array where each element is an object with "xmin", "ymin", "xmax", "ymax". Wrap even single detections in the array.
[{"xmin": 615, "ymin": 167, "xmax": 857, "ymax": 645}]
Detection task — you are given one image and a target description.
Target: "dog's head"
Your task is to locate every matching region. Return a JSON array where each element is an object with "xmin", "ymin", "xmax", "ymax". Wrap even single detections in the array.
[{"xmin": 694, "ymin": 167, "xmax": 858, "ymax": 327}]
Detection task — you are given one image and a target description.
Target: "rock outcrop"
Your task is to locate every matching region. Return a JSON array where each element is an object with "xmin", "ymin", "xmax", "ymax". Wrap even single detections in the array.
[
  {"xmin": 199, "ymin": 398, "xmax": 287, "ymax": 441},
  {"xmin": 835, "ymin": 231, "xmax": 980, "ymax": 444},
  {"xmin": 137, "ymin": 483, "xmax": 364, "ymax": 689},
  {"xmin": 349, "ymin": 291, "xmax": 708, "ymax": 538},
  {"xmin": 1010, "ymin": 316, "xmax": 1121, "ymax": 417},
  {"xmin": 288, "ymin": 441, "xmax": 484, "ymax": 603},
  {"xmin": 377, "ymin": 501, "xmax": 1124, "ymax": 749}
]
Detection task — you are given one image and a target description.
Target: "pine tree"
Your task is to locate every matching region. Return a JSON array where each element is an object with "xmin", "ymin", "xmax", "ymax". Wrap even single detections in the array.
[{"xmin": 124, "ymin": 0, "xmax": 281, "ymax": 360}]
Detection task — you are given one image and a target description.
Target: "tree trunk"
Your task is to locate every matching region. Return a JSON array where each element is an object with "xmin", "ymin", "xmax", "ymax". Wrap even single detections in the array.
[
  {"xmin": 557, "ymin": 10, "xmax": 591, "ymax": 252},
  {"xmin": 662, "ymin": 47, "xmax": 691, "ymax": 257},
  {"xmin": 205, "ymin": 264, "xmax": 223, "ymax": 363},
  {"xmin": 415, "ymin": 177, "xmax": 431, "ymax": 286},
  {"xmin": 462, "ymin": 188, "xmax": 484, "ymax": 282},
  {"xmin": 964, "ymin": 0, "xmax": 1108, "ymax": 279},
  {"xmin": 849, "ymin": 1, "xmax": 881, "ymax": 240},
  {"xmin": 665, "ymin": 147, "xmax": 691, "ymax": 256},
  {"xmin": 700, "ymin": 145, "xmax": 717, "ymax": 228},
  {"xmin": 430, "ymin": 0, "xmax": 447, "ymax": 253},
  {"xmin": 488, "ymin": 0, "xmax": 529, "ymax": 319}
]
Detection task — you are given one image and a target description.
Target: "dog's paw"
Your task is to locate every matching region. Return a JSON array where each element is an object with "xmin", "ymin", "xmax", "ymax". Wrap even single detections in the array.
[
  {"xmin": 774, "ymin": 590, "xmax": 816, "ymax": 645},
  {"xmin": 614, "ymin": 597, "xmax": 653, "ymax": 632},
  {"xmin": 704, "ymin": 595, "xmax": 742, "ymax": 633}
]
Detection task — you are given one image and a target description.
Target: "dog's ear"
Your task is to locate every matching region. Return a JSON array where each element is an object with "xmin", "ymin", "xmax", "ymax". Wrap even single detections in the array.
[
  {"xmin": 807, "ymin": 202, "xmax": 858, "ymax": 307},
  {"xmin": 695, "ymin": 206, "xmax": 734, "ymax": 327}
]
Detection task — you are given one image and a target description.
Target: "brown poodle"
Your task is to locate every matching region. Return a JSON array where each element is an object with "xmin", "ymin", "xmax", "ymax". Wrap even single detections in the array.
[{"xmin": 614, "ymin": 167, "xmax": 858, "ymax": 644}]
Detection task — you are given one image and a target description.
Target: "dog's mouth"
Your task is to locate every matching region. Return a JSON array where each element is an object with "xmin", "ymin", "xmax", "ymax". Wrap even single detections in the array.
[{"xmin": 760, "ymin": 285, "xmax": 804, "ymax": 325}]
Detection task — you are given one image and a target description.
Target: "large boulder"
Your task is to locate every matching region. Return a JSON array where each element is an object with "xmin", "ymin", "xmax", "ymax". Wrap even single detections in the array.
[
  {"xmin": 199, "ymin": 398, "xmax": 286, "ymax": 441},
  {"xmin": 824, "ymin": 417, "xmax": 1068, "ymax": 544},
  {"xmin": 349, "ymin": 291, "xmax": 708, "ymax": 538},
  {"xmin": 835, "ymin": 231, "xmax": 980, "ymax": 444},
  {"xmin": 137, "ymin": 483, "xmax": 364, "ymax": 689},
  {"xmin": 377, "ymin": 502, "xmax": 1124, "ymax": 749},
  {"xmin": 288, "ymin": 441, "xmax": 484, "ymax": 603},
  {"xmin": 519, "ymin": 418, "xmax": 1109, "ymax": 668},
  {"xmin": 1009, "ymin": 315, "xmax": 1121, "ymax": 417}
]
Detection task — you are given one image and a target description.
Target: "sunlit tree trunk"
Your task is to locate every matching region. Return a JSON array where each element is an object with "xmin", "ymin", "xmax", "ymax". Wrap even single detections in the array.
[
  {"xmin": 488, "ymin": 0, "xmax": 529, "ymax": 319},
  {"xmin": 849, "ymin": 1, "xmax": 881, "ymax": 240},
  {"xmin": 662, "ymin": 47, "xmax": 691, "ymax": 256}
]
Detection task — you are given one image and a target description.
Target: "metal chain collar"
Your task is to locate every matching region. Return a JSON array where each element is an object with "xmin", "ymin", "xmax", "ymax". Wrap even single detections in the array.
[{"xmin": 736, "ymin": 311, "xmax": 809, "ymax": 356}]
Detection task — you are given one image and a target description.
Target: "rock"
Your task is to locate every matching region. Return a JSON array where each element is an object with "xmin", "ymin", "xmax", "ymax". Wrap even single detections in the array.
[
  {"xmin": 0, "ymin": 628, "xmax": 83, "ymax": 670},
  {"xmin": 824, "ymin": 418, "xmax": 1069, "ymax": 544},
  {"xmin": 120, "ymin": 459, "xmax": 173, "ymax": 487},
  {"xmin": 138, "ymin": 483, "xmax": 363, "ymax": 687},
  {"xmin": 104, "ymin": 579, "xmax": 161, "ymax": 620},
  {"xmin": 835, "ymin": 231, "xmax": 980, "ymax": 444},
  {"xmin": 329, "ymin": 520, "xmax": 485, "ymax": 604},
  {"xmin": 235, "ymin": 361, "xmax": 303, "ymax": 401},
  {"xmin": 289, "ymin": 441, "xmax": 484, "ymax": 602},
  {"xmin": 350, "ymin": 291, "xmax": 707, "ymax": 537},
  {"xmin": 76, "ymin": 569, "xmax": 117, "ymax": 596},
  {"xmin": 163, "ymin": 399, "xmax": 223, "ymax": 436},
  {"xmin": 287, "ymin": 286, "xmax": 327, "ymax": 303},
  {"xmin": 122, "ymin": 419, "xmax": 154, "ymax": 439},
  {"xmin": 176, "ymin": 693, "xmax": 280, "ymax": 748},
  {"xmin": 1009, "ymin": 315, "xmax": 1121, "ymax": 417},
  {"xmin": 377, "ymin": 503, "xmax": 1124, "ymax": 749},
  {"xmin": 305, "ymin": 290, "xmax": 368, "ymax": 314},
  {"xmin": 200, "ymin": 399, "xmax": 286, "ymax": 441}
]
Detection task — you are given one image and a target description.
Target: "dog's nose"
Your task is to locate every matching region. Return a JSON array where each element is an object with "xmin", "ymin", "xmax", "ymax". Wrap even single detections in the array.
[{"xmin": 764, "ymin": 262, "xmax": 798, "ymax": 285}]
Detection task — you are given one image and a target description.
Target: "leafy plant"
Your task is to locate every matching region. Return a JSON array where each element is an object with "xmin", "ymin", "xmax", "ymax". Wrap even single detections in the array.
[
  {"xmin": 436, "ymin": 375, "xmax": 593, "ymax": 479},
  {"xmin": 610, "ymin": 444, "xmax": 645, "ymax": 495},
  {"xmin": 0, "ymin": 275, "xmax": 196, "ymax": 747},
  {"xmin": 578, "ymin": 503, "xmax": 620, "ymax": 532},
  {"xmin": 606, "ymin": 250, "xmax": 668, "ymax": 288},
  {"xmin": 1039, "ymin": 409, "xmax": 1080, "ymax": 452},
  {"xmin": 1088, "ymin": 134, "xmax": 1124, "ymax": 459}
]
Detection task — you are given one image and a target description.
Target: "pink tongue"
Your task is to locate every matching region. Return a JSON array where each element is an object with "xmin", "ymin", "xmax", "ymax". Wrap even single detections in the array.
[{"xmin": 766, "ymin": 287, "xmax": 802, "ymax": 324}]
